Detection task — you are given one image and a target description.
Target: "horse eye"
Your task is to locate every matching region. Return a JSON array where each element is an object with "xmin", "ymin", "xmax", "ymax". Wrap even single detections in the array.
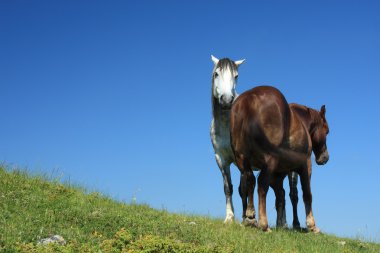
[{"xmin": 214, "ymin": 72, "xmax": 219, "ymax": 78}]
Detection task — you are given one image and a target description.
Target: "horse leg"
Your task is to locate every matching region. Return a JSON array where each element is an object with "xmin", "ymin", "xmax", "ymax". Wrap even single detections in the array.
[
  {"xmin": 288, "ymin": 171, "xmax": 301, "ymax": 229},
  {"xmin": 258, "ymin": 156, "xmax": 278, "ymax": 231},
  {"xmin": 215, "ymin": 154, "xmax": 234, "ymax": 223},
  {"xmin": 236, "ymin": 156, "xmax": 256, "ymax": 226},
  {"xmin": 258, "ymin": 168, "xmax": 270, "ymax": 231},
  {"xmin": 238, "ymin": 172, "xmax": 247, "ymax": 220},
  {"xmin": 299, "ymin": 158, "xmax": 320, "ymax": 233},
  {"xmin": 239, "ymin": 170, "xmax": 256, "ymax": 226},
  {"xmin": 270, "ymin": 173, "xmax": 287, "ymax": 228},
  {"xmin": 236, "ymin": 156, "xmax": 247, "ymax": 220},
  {"xmin": 246, "ymin": 170, "xmax": 256, "ymax": 221}
]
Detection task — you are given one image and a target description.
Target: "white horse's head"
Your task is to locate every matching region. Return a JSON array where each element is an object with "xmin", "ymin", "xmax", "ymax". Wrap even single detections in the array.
[{"xmin": 211, "ymin": 55, "xmax": 245, "ymax": 109}]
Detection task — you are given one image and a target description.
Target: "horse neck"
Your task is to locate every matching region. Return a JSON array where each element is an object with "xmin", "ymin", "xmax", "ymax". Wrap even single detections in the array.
[
  {"xmin": 291, "ymin": 104, "xmax": 316, "ymax": 135},
  {"xmin": 212, "ymin": 97, "xmax": 230, "ymax": 128}
]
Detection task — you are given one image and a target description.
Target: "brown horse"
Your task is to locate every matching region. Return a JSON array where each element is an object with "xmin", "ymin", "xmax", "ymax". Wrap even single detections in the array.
[{"xmin": 230, "ymin": 86, "xmax": 329, "ymax": 232}]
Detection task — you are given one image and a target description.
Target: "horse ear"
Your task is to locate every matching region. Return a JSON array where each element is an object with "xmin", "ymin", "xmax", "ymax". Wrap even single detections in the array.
[
  {"xmin": 211, "ymin": 55, "xmax": 219, "ymax": 65},
  {"xmin": 235, "ymin": 59, "xmax": 245, "ymax": 66},
  {"xmin": 320, "ymin": 105, "xmax": 326, "ymax": 117}
]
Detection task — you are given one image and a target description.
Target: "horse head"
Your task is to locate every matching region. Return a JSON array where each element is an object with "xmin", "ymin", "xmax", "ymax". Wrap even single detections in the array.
[
  {"xmin": 211, "ymin": 55, "xmax": 245, "ymax": 109},
  {"xmin": 310, "ymin": 105, "xmax": 330, "ymax": 165}
]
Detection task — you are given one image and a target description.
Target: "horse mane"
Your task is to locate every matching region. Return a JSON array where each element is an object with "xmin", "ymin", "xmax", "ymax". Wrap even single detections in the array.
[
  {"xmin": 307, "ymin": 107, "xmax": 324, "ymax": 136},
  {"xmin": 290, "ymin": 103, "xmax": 323, "ymax": 135}
]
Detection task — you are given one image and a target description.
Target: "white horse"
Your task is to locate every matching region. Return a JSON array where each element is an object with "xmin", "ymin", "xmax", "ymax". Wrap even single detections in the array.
[
  {"xmin": 210, "ymin": 55, "xmax": 244, "ymax": 223},
  {"xmin": 210, "ymin": 55, "xmax": 300, "ymax": 228}
]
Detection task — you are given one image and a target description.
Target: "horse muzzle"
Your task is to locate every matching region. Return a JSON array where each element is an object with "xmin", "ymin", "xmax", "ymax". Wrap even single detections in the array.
[
  {"xmin": 316, "ymin": 151, "xmax": 329, "ymax": 165},
  {"xmin": 219, "ymin": 94, "xmax": 234, "ymax": 109}
]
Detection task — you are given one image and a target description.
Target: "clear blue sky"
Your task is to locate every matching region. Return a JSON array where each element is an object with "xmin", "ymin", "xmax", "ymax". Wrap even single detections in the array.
[{"xmin": 1, "ymin": 0, "xmax": 380, "ymax": 242}]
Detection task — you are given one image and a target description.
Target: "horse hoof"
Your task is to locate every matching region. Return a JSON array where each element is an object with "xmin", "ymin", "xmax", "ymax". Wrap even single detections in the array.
[
  {"xmin": 259, "ymin": 224, "xmax": 271, "ymax": 232},
  {"xmin": 293, "ymin": 222, "xmax": 301, "ymax": 230},
  {"xmin": 276, "ymin": 222, "xmax": 288, "ymax": 229},
  {"xmin": 265, "ymin": 227, "xmax": 272, "ymax": 233},
  {"xmin": 224, "ymin": 216, "xmax": 235, "ymax": 224},
  {"xmin": 309, "ymin": 226, "xmax": 321, "ymax": 234},
  {"xmin": 242, "ymin": 217, "xmax": 257, "ymax": 227},
  {"xmin": 246, "ymin": 209, "xmax": 256, "ymax": 219}
]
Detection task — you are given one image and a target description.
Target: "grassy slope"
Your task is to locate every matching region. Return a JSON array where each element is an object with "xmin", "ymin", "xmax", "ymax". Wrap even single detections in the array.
[{"xmin": 0, "ymin": 166, "xmax": 379, "ymax": 252}]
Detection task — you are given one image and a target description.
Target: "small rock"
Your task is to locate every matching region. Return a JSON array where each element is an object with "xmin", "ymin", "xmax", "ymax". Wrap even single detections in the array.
[
  {"xmin": 38, "ymin": 235, "xmax": 66, "ymax": 245},
  {"xmin": 188, "ymin": 221, "xmax": 197, "ymax": 225},
  {"xmin": 337, "ymin": 241, "xmax": 346, "ymax": 246}
]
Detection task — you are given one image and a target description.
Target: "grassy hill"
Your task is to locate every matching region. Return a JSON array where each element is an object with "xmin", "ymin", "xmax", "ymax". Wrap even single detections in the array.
[{"xmin": 0, "ymin": 166, "xmax": 379, "ymax": 252}]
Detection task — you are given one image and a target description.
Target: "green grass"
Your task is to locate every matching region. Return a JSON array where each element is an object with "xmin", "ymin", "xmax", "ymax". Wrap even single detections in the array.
[{"xmin": 0, "ymin": 165, "xmax": 379, "ymax": 252}]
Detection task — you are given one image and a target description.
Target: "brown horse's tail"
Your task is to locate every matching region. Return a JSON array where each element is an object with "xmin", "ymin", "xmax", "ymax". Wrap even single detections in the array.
[
  {"xmin": 247, "ymin": 120, "xmax": 308, "ymax": 167},
  {"xmin": 276, "ymin": 147, "xmax": 309, "ymax": 166}
]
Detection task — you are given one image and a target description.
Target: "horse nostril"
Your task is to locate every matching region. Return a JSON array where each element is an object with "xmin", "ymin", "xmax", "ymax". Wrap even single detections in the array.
[{"xmin": 231, "ymin": 95, "xmax": 235, "ymax": 102}]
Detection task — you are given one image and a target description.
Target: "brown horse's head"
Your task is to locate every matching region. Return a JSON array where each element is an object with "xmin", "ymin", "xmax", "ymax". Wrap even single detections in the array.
[{"xmin": 310, "ymin": 105, "xmax": 330, "ymax": 165}]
